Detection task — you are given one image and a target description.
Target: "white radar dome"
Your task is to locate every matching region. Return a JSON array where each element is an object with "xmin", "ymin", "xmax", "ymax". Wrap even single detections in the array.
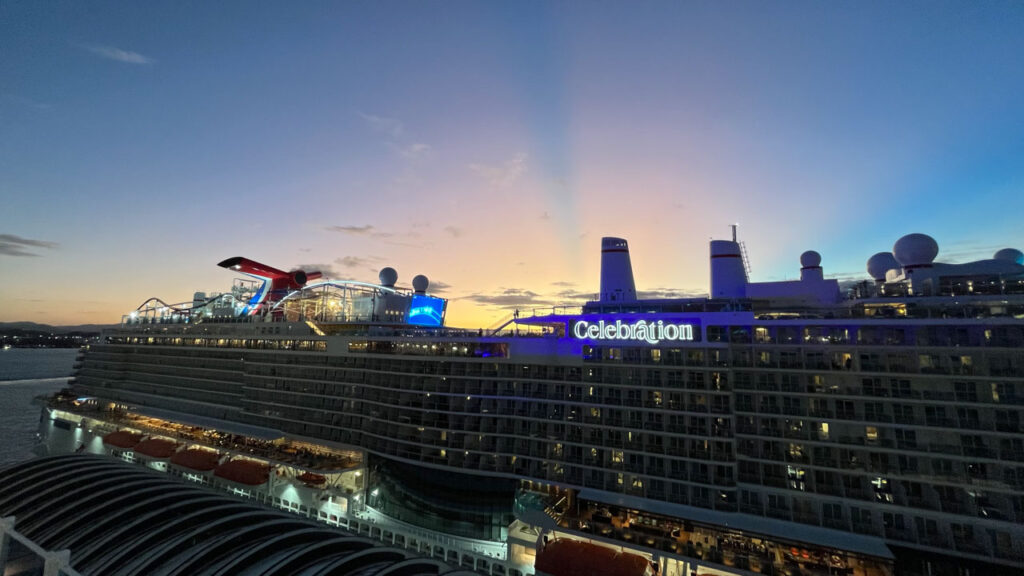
[
  {"xmin": 800, "ymin": 251, "xmax": 822, "ymax": 268},
  {"xmin": 412, "ymin": 275, "xmax": 429, "ymax": 293},
  {"xmin": 994, "ymin": 248, "xmax": 1024, "ymax": 265},
  {"xmin": 893, "ymin": 233, "xmax": 939, "ymax": 267},
  {"xmin": 378, "ymin": 267, "xmax": 398, "ymax": 287},
  {"xmin": 866, "ymin": 252, "xmax": 900, "ymax": 281}
]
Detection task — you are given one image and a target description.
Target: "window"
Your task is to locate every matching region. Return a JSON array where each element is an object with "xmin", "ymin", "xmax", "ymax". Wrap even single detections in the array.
[
  {"xmin": 992, "ymin": 382, "xmax": 1016, "ymax": 403},
  {"xmin": 864, "ymin": 402, "xmax": 886, "ymax": 421},
  {"xmin": 895, "ymin": 429, "xmax": 916, "ymax": 449},
  {"xmin": 851, "ymin": 507, "xmax": 872, "ymax": 525},
  {"xmin": 862, "ymin": 378, "xmax": 885, "ymax": 396},
  {"xmin": 865, "ymin": 426, "xmax": 879, "ymax": 444},
  {"xmin": 882, "ymin": 512, "xmax": 904, "ymax": 529},
  {"xmin": 954, "ymin": 381, "xmax": 977, "ymax": 402},
  {"xmin": 889, "ymin": 379, "xmax": 911, "ymax": 398},
  {"xmin": 823, "ymin": 503, "xmax": 842, "ymax": 520},
  {"xmin": 893, "ymin": 404, "xmax": 914, "ymax": 422}
]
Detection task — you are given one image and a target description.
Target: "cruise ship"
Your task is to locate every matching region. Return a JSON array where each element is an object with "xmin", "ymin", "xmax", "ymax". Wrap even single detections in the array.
[{"xmin": 12, "ymin": 231, "xmax": 1024, "ymax": 576}]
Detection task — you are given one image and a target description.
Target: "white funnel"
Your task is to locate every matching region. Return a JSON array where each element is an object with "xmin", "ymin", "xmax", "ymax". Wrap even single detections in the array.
[
  {"xmin": 600, "ymin": 237, "xmax": 637, "ymax": 302},
  {"xmin": 710, "ymin": 240, "xmax": 747, "ymax": 298}
]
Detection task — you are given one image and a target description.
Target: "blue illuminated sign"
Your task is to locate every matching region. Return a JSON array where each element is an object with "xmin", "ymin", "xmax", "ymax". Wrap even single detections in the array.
[
  {"xmin": 408, "ymin": 295, "xmax": 445, "ymax": 327},
  {"xmin": 570, "ymin": 317, "xmax": 700, "ymax": 344}
]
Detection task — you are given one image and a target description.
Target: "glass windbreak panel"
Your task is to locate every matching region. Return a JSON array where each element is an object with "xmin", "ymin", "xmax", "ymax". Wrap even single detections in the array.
[
  {"xmin": 353, "ymin": 340, "xmax": 508, "ymax": 358},
  {"xmin": 372, "ymin": 457, "xmax": 515, "ymax": 541}
]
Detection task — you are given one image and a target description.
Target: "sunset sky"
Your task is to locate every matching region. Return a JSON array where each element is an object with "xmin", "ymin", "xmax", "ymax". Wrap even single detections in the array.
[{"xmin": 3, "ymin": 1, "xmax": 1024, "ymax": 328}]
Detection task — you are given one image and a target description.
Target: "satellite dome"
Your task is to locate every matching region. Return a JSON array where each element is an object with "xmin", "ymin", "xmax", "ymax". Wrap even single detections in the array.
[
  {"xmin": 412, "ymin": 274, "xmax": 429, "ymax": 293},
  {"xmin": 893, "ymin": 233, "xmax": 939, "ymax": 267},
  {"xmin": 866, "ymin": 252, "xmax": 900, "ymax": 281},
  {"xmin": 800, "ymin": 251, "xmax": 822, "ymax": 268},
  {"xmin": 993, "ymin": 248, "xmax": 1024, "ymax": 265},
  {"xmin": 378, "ymin": 267, "xmax": 398, "ymax": 287}
]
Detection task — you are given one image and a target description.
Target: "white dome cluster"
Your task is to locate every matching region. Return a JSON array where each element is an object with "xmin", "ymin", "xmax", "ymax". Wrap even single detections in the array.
[
  {"xmin": 893, "ymin": 233, "xmax": 939, "ymax": 267},
  {"xmin": 866, "ymin": 252, "xmax": 901, "ymax": 281},
  {"xmin": 865, "ymin": 234, "xmax": 1023, "ymax": 282}
]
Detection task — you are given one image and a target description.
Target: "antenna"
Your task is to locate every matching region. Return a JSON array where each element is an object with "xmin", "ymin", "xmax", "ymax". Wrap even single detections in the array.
[{"xmin": 730, "ymin": 223, "xmax": 738, "ymax": 242}]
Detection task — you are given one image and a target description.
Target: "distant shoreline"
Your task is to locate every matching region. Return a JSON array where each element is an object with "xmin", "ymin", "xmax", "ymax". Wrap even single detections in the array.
[
  {"xmin": 0, "ymin": 377, "xmax": 72, "ymax": 385},
  {"xmin": 2, "ymin": 344, "xmax": 89, "ymax": 349}
]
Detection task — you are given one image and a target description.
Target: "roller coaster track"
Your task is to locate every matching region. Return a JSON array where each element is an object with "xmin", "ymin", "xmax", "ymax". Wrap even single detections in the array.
[{"xmin": 134, "ymin": 293, "xmax": 234, "ymax": 314}]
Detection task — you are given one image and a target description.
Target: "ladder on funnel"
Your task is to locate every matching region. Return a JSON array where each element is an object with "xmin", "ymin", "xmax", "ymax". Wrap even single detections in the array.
[{"xmin": 739, "ymin": 241, "xmax": 752, "ymax": 282}]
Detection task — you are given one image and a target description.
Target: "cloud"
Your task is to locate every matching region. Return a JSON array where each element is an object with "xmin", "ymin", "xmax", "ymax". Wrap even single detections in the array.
[
  {"xmin": 292, "ymin": 263, "xmax": 341, "ymax": 278},
  {"xmin": 936, "ymin": 241, "xmax": 1007, "ymax": 264},
  {"xmin": 0, "ymin": 234, "xmax": 58, "ymax": 257},
  {"xmin": 470, "ymin": 153, "xmax": 527, "ymax": 187},
  {"xmin": 550, "ymin": 281, "xmax": 576, "ymax": 287},
  {"xmin": 324, "ymin": 224, "xmax": 422, "ymax": 247},
  {"xmin": 358, "ymin": 112, "xmax": 404, "ymax": 138},
  {"xmin": 425, "ymin": 280, "xmax": 451, "ymax": 293},
  {"xmin": 325, "ymin": 224, "xmax": 379, "ymax": 236},
  {"xmin": 638, "ymin": 288, "xmax": 708, "ymax": 299},
  {"xmin": 461, "ymin": 288, "xmax": 552, "ymax": 308},
  {"xmin": 359, "ymin": 114, "xmax": 432, "ymax": 165},
  {"xmin": 554, "ymin": 288, "xmax": 597, "ymax": 301},
  {"xmin": 443, "ymin": 226, "xmax": 463, "ymax": 238},
  {"xmin": 335, "ymin": 255, "xmax": 382, "ymax": 269},
  {"xmin": 86, "ymin": 45, "xmax": 154, "ymax": 65},
  {"xmin": 398, "ymin": 143, "xmax": 431, "ymax": 160}
]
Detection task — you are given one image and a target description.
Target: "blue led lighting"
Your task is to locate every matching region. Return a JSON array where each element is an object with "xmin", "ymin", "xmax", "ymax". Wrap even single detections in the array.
[{"xmin": 408, "ymin": 295, "xmax": 444, "ymax": 326}]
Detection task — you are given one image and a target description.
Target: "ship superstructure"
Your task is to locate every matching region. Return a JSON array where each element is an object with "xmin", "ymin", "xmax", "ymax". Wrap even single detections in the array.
[{"xmin": 35, "ymin": 233, "xmax": 1024, "ymax": 576}]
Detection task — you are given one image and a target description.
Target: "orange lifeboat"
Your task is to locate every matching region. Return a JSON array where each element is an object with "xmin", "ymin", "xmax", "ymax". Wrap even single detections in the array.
[
  {"xmin": 215, "ymin": 458, "xmax": 270, "ymax": 486},
  {"xmin": 297, "ymin": 471, "xmax": 327, "ymax": 486},
  {"xmin": 134, "ymin": 437, "xmax": 179, "ymax": 459},
  {"xmin": 536, "ymin": 539, "xmax": 651, "ymax": 576},
  {"xmin": 170, "ymin": 448, "xmax": 221, "ymax": 472},
  {"xmin": 102, "ymin": 430, "xmax": 144, "ymax": 449}
]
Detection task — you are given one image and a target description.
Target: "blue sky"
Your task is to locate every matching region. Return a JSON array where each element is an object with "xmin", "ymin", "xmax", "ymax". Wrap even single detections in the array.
[{"xmin": 2, "ymin": 1, "xmax": 1023, "ymax": 325}]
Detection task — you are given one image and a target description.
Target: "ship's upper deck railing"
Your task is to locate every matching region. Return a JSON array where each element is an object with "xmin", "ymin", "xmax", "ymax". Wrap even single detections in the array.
[
  {"xmin": 116, "ymin": 295, "xmax": 1024, "ymax": 338},
  {"xmin": 845, "ymin": 274, "xmax": 1024, "ymax": 301}
]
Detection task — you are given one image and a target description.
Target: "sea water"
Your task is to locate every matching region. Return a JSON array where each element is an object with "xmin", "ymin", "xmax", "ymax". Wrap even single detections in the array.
[{"xmin": 0, "ymin": 348, "xmax": 78, "ymax": 466}]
